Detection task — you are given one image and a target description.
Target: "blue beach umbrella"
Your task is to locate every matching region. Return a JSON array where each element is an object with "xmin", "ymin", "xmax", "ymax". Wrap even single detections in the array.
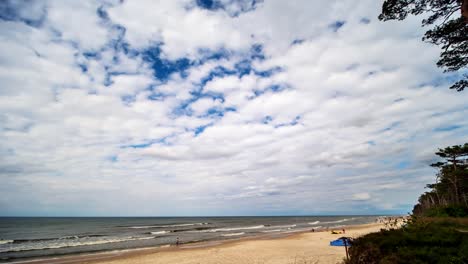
[{"xmin": 330, "ymin": 237, "xmax": 352, "ymax": 246}]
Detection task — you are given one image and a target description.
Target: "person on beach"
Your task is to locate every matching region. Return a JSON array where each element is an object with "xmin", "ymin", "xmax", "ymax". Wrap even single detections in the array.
[
  {"xmin": 342, "ymin": 228, "xmax": 345, "ymax": 234},
  {"xmin": 176, "ymin": 237, "xmax": 180, "ymax": 246}
]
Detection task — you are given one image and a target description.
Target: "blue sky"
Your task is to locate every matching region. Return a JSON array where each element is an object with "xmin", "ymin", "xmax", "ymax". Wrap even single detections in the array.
[{"xmin": 0, "ymin": 0, "xmax": 467, "ymax": 216}]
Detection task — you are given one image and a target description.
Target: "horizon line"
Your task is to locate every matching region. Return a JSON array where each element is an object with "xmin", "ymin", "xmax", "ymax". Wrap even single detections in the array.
[{"xmin": 0, "ymin": 214, "xmax": 405, "ymax": 218}]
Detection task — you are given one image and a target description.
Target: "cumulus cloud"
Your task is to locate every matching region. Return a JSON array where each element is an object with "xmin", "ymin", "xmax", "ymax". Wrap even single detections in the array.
[{"xmin": 0, "ymin": 0, "xmax": 467, "ymax": 216}]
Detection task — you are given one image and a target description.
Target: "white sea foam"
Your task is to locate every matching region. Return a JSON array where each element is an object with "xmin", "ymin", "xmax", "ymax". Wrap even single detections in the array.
[
  {"xmin": 128, "ymin": 226, "xmax": 160, "ymax": 229},
  {"xmin": 270, "ymin": 224, "xmax": 296, "ymax": 229},
  {"xmin": 0, "ymin": 236, "xmax": 155, "ymax": 253},
  {"xmin": 150, "ymin": 231, "xmax": 169, "ymax": 235},
  {"xmin": 162, "ymin": 223, "xmax": 208, "ymax": 228},
  {"xmin": 209, "ymin": 225, "xmax": 265, "ymax": 232},
  {"xmin": 128, "ymin": 223, "xmax": 208, "ymax": 229},
  {"xmin": 261, "ymin": 229, "xmax": 283, "ymax": 233},
  {"xmin": 221, "ymin": 232, "xmax": 245, "ymax": 237},
  {"xmin": 308, "ymin": 221, "xmax": 320, "ymax": 225},
  {"xmin": 0, "ymin": 239, "xmax": 13, "ymax": 245}
]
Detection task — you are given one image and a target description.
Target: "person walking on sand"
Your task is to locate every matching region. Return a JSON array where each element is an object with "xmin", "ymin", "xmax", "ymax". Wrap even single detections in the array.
[{"xmin": 176, "ymin": 237, "xmax": 179, "ymax": 246}]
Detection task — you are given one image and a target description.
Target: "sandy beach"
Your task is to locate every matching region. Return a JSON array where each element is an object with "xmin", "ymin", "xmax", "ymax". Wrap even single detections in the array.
[{"xmin": 18, "ymin": 223, "xmax": 384, "ymax": 264}]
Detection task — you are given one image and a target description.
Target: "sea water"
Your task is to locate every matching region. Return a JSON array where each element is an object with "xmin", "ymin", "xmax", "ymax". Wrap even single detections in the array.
[{"xmin": 0, "ymin": 216, "xmax": 379, "ymax": 262}]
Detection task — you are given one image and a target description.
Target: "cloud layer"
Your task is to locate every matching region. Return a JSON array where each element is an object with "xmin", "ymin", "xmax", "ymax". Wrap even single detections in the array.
[{"xmin": 0, "ymin": 0, "xmax": 467, "ymax": 216}]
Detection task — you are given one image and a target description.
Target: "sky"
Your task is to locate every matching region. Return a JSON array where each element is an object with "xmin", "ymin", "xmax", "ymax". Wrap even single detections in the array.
[{"xmin": 0, "ymin": 0, "xmax": 467, "ymax": 217}]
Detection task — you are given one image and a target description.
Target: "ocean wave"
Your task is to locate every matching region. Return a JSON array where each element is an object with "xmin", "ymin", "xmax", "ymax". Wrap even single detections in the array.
[
  {"xmin": 172, "ymin": 227, "xmax": 212, "ymax": 233},
  {"xmin": 9, "ymin": 238, "xmax": 58, "ymax": 244},
  {"xmin": 150, "ymin": 231, "xmax": 169, "ymax": 235},
  {"xmin": 282, "ymin": 229, "xmax": 303, "ymax": 234},
  {"xmin": 0, "ymin": 236, "xmax": 155, "ymax": 253},
  {"xmin": 150, "ymin": 226, "xmax": 212, "ymax": 234},
  {"xmin": 261, "ymin": 229, "xmax": 283, "ymax": 233},
  {"xmin": 320, "ymin": 218, "xmax": 356, "ymax": 225},
  {"xmin": 127, "ymin": 222, "xmax": 209, "ymax": 229},
  {"xmin": 308, "ymin": 221, "xmax": 320, "ymax": 225},
  {"xmin": 208, "ymin": 225, "xmax": 265, "ymax": 232},
  {"xmin": 0, "ymin": 240, "xmax": 13, "ymax": 245},
  {"xmin": 162, "ymin": 223, "xmax": 209, "ymax": 228},
  {"xmin": 8, "ymin": 235, "xmax": 105, "ymax": 244},
  {"xmin": 269, "ymin": 224, "xmax": 296, "ymax": 229},
  {"xmin": 221, "ymin": 232, "xmax": 245, "ymax": 237},
  {"xmin": 186, "ymin": 229, "xmax": 210, "ymax": 233}
]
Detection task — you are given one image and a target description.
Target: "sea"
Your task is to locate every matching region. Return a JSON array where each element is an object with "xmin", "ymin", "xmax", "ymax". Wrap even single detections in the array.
[{"xmin": 0, "ymin": 216, "xmax": 379, "ymax": 262}]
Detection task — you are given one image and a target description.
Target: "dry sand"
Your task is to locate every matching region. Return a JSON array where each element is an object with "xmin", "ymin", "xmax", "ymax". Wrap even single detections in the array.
[{"xmin": 17, "ymin": 223, "xmax": 384, "ymax": 264}]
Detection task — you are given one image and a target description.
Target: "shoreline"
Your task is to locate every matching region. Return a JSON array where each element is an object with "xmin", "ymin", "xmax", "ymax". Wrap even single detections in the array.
[{"xmin": 6, "ymin": 222, "xmax": 385, "ymax": 264}]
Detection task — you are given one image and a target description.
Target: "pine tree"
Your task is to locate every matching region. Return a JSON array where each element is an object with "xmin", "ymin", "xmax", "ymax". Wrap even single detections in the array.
[{"xmin": 379, "ymin": 0, "xmax": 468, "ymax": 91}]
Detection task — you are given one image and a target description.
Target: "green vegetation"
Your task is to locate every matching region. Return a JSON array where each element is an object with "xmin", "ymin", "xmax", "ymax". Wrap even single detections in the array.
[
  {"xmin": 422, "ymin": 205, "xmax": 468, "ymax": 217},
  {"xmin": 344, "ymin": 2, "xmax": 468, "ymax": 262},
  {"xmin": 345, "ymin": 218, "xmax": 468, "ymax": 264},
  {"xmin": 413, "ymin": 143, "xmax": 468, "ymax": 217},
  {"xmin": 343, "ymin": 2, "xmax": 468, "ymax": 261},
  {"xmin": 344, "ymin": 144, "xmax": 468, "ymax": 263}
]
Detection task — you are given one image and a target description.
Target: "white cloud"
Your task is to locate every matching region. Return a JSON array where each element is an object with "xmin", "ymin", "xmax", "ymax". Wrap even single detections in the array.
[
  {"xmin": 104, "ymin": 74, "xmax": 153, "ymax": 96},
  {"xmin": 107, "ymin": 0, "xmax": 251, "ymax": 59},
  {"xmin": 46, "ymin": 0, "xmax": 109, "ymax": 51},
  {"xmin": 0, "ymin": 0, "xmax": 467, "ymax": 216},
  {"xmin": 190, "ymin": 97, "xmax": 223, "ymax": 116}
]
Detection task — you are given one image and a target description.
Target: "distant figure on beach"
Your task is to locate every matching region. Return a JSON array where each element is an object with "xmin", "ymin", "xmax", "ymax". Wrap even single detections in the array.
[
  {"xmin": 311, "ymin": 228, "xmax": 315, "ymax": 232},
  {"xmin": 342, "ymin": 228, "xmax": 345, "ymax": 234},
  {"xmin": 176, "ymin": 237, "xmax": 180, "ymax": 246}
]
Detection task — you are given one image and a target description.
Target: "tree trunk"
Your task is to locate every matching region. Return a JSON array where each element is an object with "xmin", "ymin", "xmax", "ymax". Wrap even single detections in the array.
[
  {"xmin": 435, "ymin": 174, "xmax": 441, "ymax": 206},
  {"xmin": 451, "ymin": 156, "xmax": 460, "ymax": 204},
  {"xmin": 428, "ymin": 194, "xmax": 435, "ymax": 206},
  {"xmin": 462, "ymin": 0, "xmax": 468, "ymax": 22}
]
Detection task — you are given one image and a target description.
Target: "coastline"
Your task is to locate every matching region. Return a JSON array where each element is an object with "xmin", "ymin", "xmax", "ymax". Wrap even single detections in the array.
[{"xmin": 8, "ymin": 222, "xmax": 385, "ymax": 264}]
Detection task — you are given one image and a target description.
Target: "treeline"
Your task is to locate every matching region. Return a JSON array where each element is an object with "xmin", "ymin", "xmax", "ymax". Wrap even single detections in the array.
[
  {"xmin": 344, "ymin": 144, "xmax": 468, "ymax": 263},
  {"xmin": 412, "ymin": 143, "xmax": 468, "ymax": 217},
  {"xmin": 344, "ymin": 0, "xmax": 468, "ymax": 262},
  {"xmin": 345, "ymin": 218, "xmax": 468, "ymax": 264}
]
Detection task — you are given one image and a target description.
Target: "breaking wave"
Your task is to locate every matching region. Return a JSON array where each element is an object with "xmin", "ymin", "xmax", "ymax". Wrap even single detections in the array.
[
  {"xmin": 126, "ymin": 222, "xmax": 209, "ymax": 229},
  {"xmin": 150, "ymin": 231, "xmax": 169, "ymax": 235},
  {"xmin": 221, "ymin": 232, "xmax": 245, "ymax": 237},
  {"xmin": 261, "ymin": 229, "xmax": 283, "ymax": 233},
  {"xmin": 0, "ymin": 236, "xmax": 155, "ymax": 253},
  {"xmin": 0, "ymin": 240, "xmax": 13, "ymax": 245},
  {"xmin": 208, "ymin": 225, "xmax": 265, "ymax": 232},
  {"xmin": 270, "ymin": 224, "xmax": 296, "ymax": 229}
]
